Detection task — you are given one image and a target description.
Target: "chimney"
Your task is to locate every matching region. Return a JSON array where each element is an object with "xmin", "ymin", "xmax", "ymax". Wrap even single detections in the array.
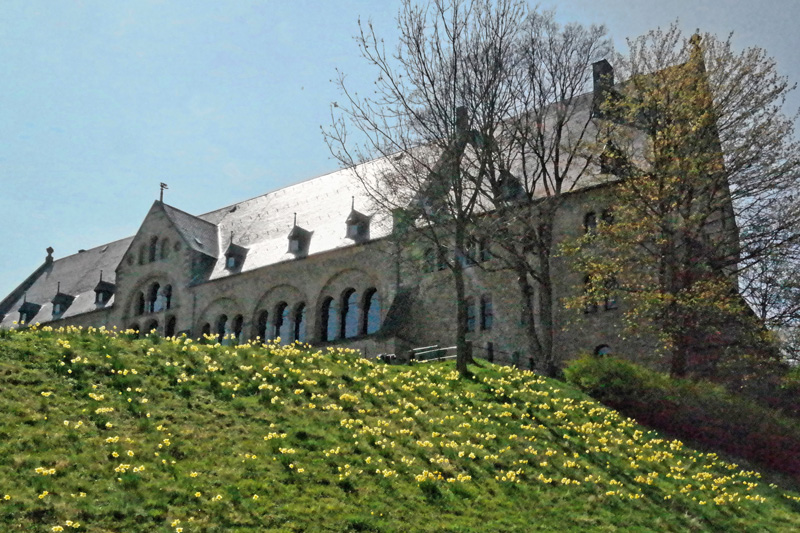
[{"xmin": 592, "ymin": 60, "xmax": 614, "ymax": 117}]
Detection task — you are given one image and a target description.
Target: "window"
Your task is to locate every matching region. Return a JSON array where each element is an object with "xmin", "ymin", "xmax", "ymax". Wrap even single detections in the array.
[
  {"xmin": 257, "ymin": 310, "xmax": 269, "ymax": 341},
  {"xmin": 465, "ymin": 297, "xmax": 476, "ymax": 332},
  {"xmin": 594, "ymin": 344, "xmax": 612, "ymax": 357},
  {"xmin": 362, "ymin": 289, "xmax": 380, "ymax": 335},
  {"xmin": 604, "ymin": 277, "xmax": 618, "ymax": 310},
  {"xmin": 149, "ymin": 236, "xmax": 158, "ymax": 263},
  {"xmin": 136, "ymin": 292, "xmax": 146, "ymax": 316},
  {"xmin": 216, "ymin": 314, "xmax": 228, "ymax": 343},
  {"xmin": 148, "ymin": 283, "xmax": 161, "ymax": 313},
  {"xmin": 584, "ymin": 276, "xmax": 598, "ymax": 314},
  {"xmin": 321, "ymin": 297, "xmax": 338, "ymax": 342},
  {"xmin": 289, "ymin": 239, "xmax": 300, "ymax": 253},
  {"xmin": 293, "ymin": 303, "xmax": 307, "ymax": 343},
  {"xmin": 165, "ymin": 316, "xmax": 177, "ymax": 338},
  {"xmin": 480, "ymin": 295, "xmax": 493, "ymax": 331},
  {"xmin": 145, "ymin": 319, "xmax": 158, "ymax": 334},
  {"xmin": 341, "ymin": 289, "xmax": 359, "ymax": 339},
  {"xmin": 138, "ymin": 245, "xmax": 147, "ymax": 265},
  {"xmin": 201, "ymin": 323, "xmax": 211, "ymax": 340},
  {"xmin": 274, "ymin": 302, "xmax": 290, "ymax": 343},
  {"xmin": 96, "ymin": 291, "xmax": 110, "ymax": 305},
  {"xmin": 601, "ymin": 209, "xmax": 614, "ymax": 225},
  {"xmin": 584, "ymin": 212, "xmax": 597, "ymax": 233},
  {"xmin": 160, "ymin": 239, "xmax": 170, "ymax": 260},
  {"xmin": 226, "ymin": 256, "xmax": 237, "ymax": 269},
  {"xmin": 232, "ymin": 315, "xmax": 244, "ymax": 345},
  {"xmin": 478, "ymin": 238, "xmax": 491, "ymax": 262},
  {"xmin": 163, "ymin": 285, "xmax": 172, "ymax": 310}
]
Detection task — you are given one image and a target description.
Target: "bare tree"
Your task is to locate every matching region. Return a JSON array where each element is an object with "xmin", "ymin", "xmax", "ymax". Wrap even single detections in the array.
[
  {"xmin": 326, "ymin": 0, "xmax": 611, "ymax": 377},
  {"xmin": 325, "ymin": 0, "xmax": 528, "ymax": 375}
]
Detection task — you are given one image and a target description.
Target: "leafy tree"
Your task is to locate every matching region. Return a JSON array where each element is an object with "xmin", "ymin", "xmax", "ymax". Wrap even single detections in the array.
[{"xmin": 565, "ymin": 24, "xmax": 800, "ymax": 376}]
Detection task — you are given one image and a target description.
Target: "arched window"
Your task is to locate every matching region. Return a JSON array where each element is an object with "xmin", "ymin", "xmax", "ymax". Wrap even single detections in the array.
[
  {"xmin": 320, "ymin": 297, "xmax": 338, "ymax": 342},
  {"xmin": 165, "ymin": 316, "xmax": 177, "ymax": 338},
  {"xmin": 584, "ymin": 276, "xmax": 598, "ymax": 314},
  {"xmin": 293, "ymin": 303, "xmax": 306, "ymax": 343},
  {"xmin": 480, "ymin": 295, "xmax": 493, "ymax": 331},
  {"xmin": 216, "ymin": 314, "xmax": 228, "ymax": 343},
  {"xmin": 138, "ymin": 245, "xmax": 147, "ymax": 265},
  {"xmin": 145, "ymin": 319, "xmax": 158, "ymax": 335},
  {"xmin": 148, "ymin": 282, "xmax": 161, "ymax": 313},
  {"xmin": 604, "ymin": 277, "xmax": 618, "ymax": 310},
  {"xmin": 201, "ymin": 322, "xmax": 211, "ymax": 341},
  {"xmin": 584, "ymin": 212, "xmax": 597, "ymax": 233},
  {"xmin": 256, "ymin": 310, "xmax": 269, "ymax": 341},
  {"xmin": 232, "ymin": 315, "xmax": 244, "ymax": 345},
  {"xmin": 341, "ymin": 289, "xmax": 359, "ymax": 339},
  {"xmin": 362, "ymin": 289, "xmax": 380, "ymax": 335},
  {"xmin": 465, "ymin": 297, "xmax": 476, "ymax": 332},
  {"xmin": 594, "ymin": 344, "xmax": 612, "ymax": 357},
  {"xmin": 160, "ymin": 239, "xmax": 170, "ymax": 260},
  {"xmin": 273, "ymin": 302, "xmax": 290, "ymax": 343},
  {"xmin": 163, "ymin": 285, "xmax": 173, "ymax": 310},
  {"xmin": 149, "ymin": 236, "xmax": 158, "ymax": 263},
  {"xmin": 135, "ymin": 292, "xmax": 145, "ymax": 316}
]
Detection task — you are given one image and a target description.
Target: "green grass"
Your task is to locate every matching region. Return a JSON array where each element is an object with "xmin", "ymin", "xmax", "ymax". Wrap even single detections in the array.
[{"xmin": 2, "ymin": 326, "xmax": 800, "ymax": 532}]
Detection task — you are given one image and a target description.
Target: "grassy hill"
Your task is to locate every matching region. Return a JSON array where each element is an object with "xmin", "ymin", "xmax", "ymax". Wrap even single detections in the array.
[{"xmin": 2, "ymin": 326, "xmax": 800, "ymax": 532}]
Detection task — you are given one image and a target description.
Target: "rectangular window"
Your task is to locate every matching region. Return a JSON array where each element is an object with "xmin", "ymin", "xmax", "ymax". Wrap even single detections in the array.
[
  {"xmin": 480, "ymin": 296, "xmax": 493, "ymax": 330},
  {"xmin": 466, "ymin": 298, "xmax": 476, "ymax": 332}
]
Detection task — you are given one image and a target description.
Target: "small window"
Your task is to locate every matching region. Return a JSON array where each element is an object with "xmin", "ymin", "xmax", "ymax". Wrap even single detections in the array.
[
  {"xmin": 257, "ymin": 310, "xmax": 269, "ymax": 341},
  {"xmin": 604, "ymin": 277, "xmax": 618, "ymax": 310},
  {"xmin": 293, "ymin": 303, "xmax": 307, "ymax": 343},
  {"xmin": 584, "ymin": 212, "xmax": 597, "ymax": 234},
  {"xmin": 341, "ymin": 289, "xmax": 359, "ymax": 339},
  {"xmin": 465, "ymin": 297, "xmax": 476, "ymax": 332},
  {"xmin": 226, "ymin": 256, "xmax": 238, "ymax": 269},
  {"xmin": 136, "ymin": 292, "xmax": 146, "ymax": 316},
  {"xmin": 149, "ymin": 236, "xmax": 158, "ymax": 263},
  {"xmin": 478, "ymin": 238, "xmax": 491, "ymax": 262},
  {"xmin": 145, "ymin": 320, "xmax": 158, "ymax": 335},
  {"xmin": 53, "ymin": 303, "xmax": 63, "ymax": 317},
  {"xmin": 584, "ymin": 276, "xmax": 598, "ymax": 314},
  {"xmin": 480, "ymin": 295, "xmax": 493, "ymax": 331},
  {"xmin": 165, "ymin": 316, "xmax": 177, "ymax": 338},
  {"xmin": 289, "ymin": 239, "xmax": 300, "ymax": 253},
  {"xmin": 594, "ymin": 344, "xmax": 612, "ymax": 357},
  {"xmin": 232, "ymin": 314, "xmax": 244, "ymax": 345},
  {"xmin": 321, "ymin": 297, "xmax": 338, "ymax": 342},
  {"xmin": 160, "ymin": 239, "xmax": 170, "ymax": 260},
  {"xmin": 362, "ymin": 289, "xmax": 380, "ymax": 335}
]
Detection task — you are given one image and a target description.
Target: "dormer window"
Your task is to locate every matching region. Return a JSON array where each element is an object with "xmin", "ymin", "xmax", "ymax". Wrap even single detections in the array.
[
  {"xmin": 345, "ymin": 200, "xmax": 370, "ymax": 243},
  {"xmin": 287, "ymin": 216, "xmax": 312, "ymax": 257},
  {"xmin": 94, "ymin": 274, "xmax": 115, "ymax": 306},
  {"xmin": 18, "ymin": 300, "xmax": 41, "ymax": 325},
  {"xmin": 51, "ymin": 287, "xmax": 75, "ymax": 320},
  {"xmin": 224, "ymin": 235, "xmax": 248, "ymax": 271}
]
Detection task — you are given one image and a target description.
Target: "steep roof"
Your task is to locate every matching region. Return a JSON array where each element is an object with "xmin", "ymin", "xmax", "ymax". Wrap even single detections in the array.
[
  {"xmin": 161, "ymin": 203, "xmax": 220, "ymax": 258},
  {"xmin": 0, "ymin": 237, "xmax": 132, "ymax": 328}
]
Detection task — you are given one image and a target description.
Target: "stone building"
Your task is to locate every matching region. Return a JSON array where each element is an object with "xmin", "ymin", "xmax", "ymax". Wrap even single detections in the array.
[{"xmin": 0, "ymin": 59, "xmax": 731, "ymax": 370}]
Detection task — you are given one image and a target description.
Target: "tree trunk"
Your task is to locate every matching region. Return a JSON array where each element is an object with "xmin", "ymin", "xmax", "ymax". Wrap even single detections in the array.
[
  {"xmin": 516, "ymin": 265, "xmax": 543, "ymax": 370},
  {"xmin": 454, "ymin": 227, "xmax": 470, "ymax": 376}
]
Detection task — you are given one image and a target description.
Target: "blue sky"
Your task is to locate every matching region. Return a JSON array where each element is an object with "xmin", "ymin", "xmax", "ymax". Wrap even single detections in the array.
[{"xmin": 1, "ymin": 0, "xmax": 798, "ymax": 300}]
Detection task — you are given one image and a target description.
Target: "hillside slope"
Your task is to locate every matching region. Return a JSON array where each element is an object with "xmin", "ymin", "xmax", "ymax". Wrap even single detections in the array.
[{"xmin": 1, "ymin": 326, "xmax": 800, "ymax": 532}]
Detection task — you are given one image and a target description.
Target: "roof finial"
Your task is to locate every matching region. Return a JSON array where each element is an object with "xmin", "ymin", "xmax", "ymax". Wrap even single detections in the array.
[
  {"xmin": 45, "ymin": 247, "xmax": 54, "ymax": 265},
  {"xmin": 23, "ymin": 292, "xmax": 26, "ymax": 303},
  {"xmin": 351, "ymin": 196, "xmax": 355, "ymax": 210},
  {"xmin": 99, "ymin": 270, "xmax": 103, "ymax": 282},
  {"xmin": 230, "ymin": 231, "xmax": 234, "ymax": 244},
  {"xmin": 160, "ymin": 182, "xmax": 169, "ymax": 203},
  {"xmin": 293, "ymin": 212, "xmax": 297, "ymax": 226},
  {"xmin": 57, "ymin": 281, "xmax": 60, "ymax": 294}
]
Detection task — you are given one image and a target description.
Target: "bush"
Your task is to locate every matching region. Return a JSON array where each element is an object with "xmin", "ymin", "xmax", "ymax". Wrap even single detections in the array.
[{"xmin": 563, "ymin": 356, "xmax": 650, "ymax": 405}]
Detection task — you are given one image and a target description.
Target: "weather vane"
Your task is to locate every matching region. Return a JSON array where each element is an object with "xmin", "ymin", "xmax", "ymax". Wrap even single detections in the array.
[{"xmin": 160, "ymin": 182, "xmax": 169, "ymax": 202}]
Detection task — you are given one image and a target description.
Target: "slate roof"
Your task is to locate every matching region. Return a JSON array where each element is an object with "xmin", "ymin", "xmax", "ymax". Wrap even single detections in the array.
[
  {"xmin": 0, "ymin": 237, "xmax": 133, "ymax": 328},
  {"xmin": 0, "ymin": 161, "xmax": 392, "ymax": 327}
]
